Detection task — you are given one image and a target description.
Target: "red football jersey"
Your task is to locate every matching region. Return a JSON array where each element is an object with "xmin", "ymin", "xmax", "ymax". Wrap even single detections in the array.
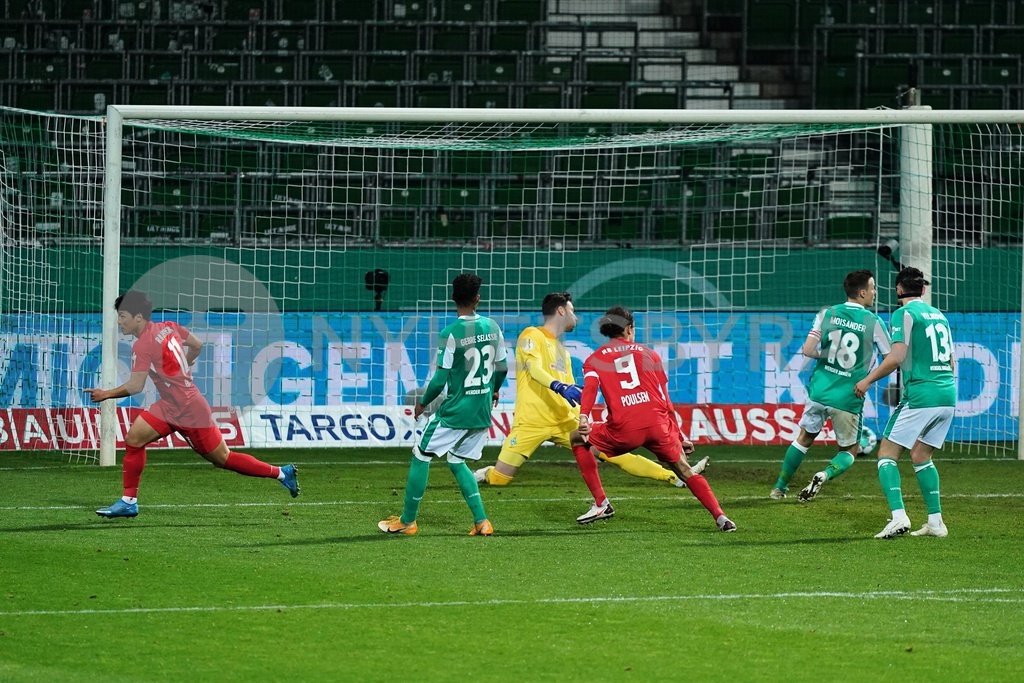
[
  {"xmin": 581, "ymin": 340, "xmax": 674, "ymax": 430},
  {"xmin": 131, "ymin": 321, "xmax": 205, "ymax": 412}
]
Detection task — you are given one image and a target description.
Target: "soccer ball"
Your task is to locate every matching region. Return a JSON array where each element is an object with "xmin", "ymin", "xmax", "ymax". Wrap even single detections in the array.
[{"xmin": 859, "ymin": 426, "xmax": 877, "ymax": 456}]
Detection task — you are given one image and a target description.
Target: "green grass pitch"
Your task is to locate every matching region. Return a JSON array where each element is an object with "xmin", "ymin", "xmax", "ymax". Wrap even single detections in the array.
[{"xmin": 1, "ymin": 445, "xmax": 1022, "ymax": 682}]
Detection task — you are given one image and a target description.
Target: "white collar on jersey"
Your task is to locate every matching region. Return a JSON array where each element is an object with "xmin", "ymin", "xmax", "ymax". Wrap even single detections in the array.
[
  {"xmin": 843, "ymin": 301, "xmax": 865, "ymax": 309},
  {"xmin": 458, "ymin": 314, "xmax": 480, "ymax": 320}
]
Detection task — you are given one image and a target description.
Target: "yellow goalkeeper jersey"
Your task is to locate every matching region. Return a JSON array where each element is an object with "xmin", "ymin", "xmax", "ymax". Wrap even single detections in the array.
[{"xmin": 514, "ymin": 326, "xmax": 578, "ymax": 427}]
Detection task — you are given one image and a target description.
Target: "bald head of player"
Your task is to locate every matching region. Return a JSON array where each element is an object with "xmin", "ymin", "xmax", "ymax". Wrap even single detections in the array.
[
  {"xmin": 598, "ymin": 306, "xmax": 636, "ymax": 342},
  {"xmin": 114, "ymin": 290, "xmax": 154, "ymax": 338},
  {"xmin": 541, "ymin": 291, "xmax": 577, "ymax": 335}
]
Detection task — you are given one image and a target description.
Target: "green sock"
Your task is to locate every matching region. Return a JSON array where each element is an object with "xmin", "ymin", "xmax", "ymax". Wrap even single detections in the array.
[
  {"xmin": 448, "ymin": 460, "xmax": 488, "ymax": 523},
  {"xmin": 774, "ymin": 442, "xmax": 808, "ymax": 490},
  {"xmin": 913, "ymin": 460, "xmax": 942, "ymax": 515},
  {"xmin": 823, "ymin": 451, "xmax": 855, "ymax": 481},
  {"xmin": 400, "ymin": 455, "xmax": 431, "ymax": 524},
  {"xmin": 877, "ymin": 458, "xmax": 905, "ymax": 513}
]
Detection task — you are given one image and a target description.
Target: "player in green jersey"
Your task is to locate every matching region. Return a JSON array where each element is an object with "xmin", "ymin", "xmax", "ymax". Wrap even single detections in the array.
[
  {"xmin": 770, "ymin": 270, "xmax": 892, "ymax": 501},
  {"xmin": 855, "ymin": 267, "xmax": 955, "ymax": 539},
  {"xmin": 378, "ymin": 273, "xmax": 509, "ymax": 536}
]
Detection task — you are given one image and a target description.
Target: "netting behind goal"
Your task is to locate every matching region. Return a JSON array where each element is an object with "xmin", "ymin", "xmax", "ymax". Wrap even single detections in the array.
[{"xmin": 0, "ymin": 107, "xmax": 1020, "ymax": 460}]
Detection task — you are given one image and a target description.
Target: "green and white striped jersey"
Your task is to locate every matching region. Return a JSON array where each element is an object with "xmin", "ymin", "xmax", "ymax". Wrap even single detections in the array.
[
  {"xmin": 807, "ymin": 302, "xmax": 892, "ymax": 413},
  {"xmin": 889, "ymin": 299, "xmax": 956, "ymax": 408}
]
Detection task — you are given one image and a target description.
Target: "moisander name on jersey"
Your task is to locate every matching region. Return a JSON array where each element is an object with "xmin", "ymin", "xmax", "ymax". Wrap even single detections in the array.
[
  {"xmin": 460, "ymin": 332, "xmax": 500, "ymax": 347},
  {"xmin": 829, "ymin": 316, "xmax": 866, "ymax": 332},
  {"xmin": 620, "ymin": 391, "xmax": 651, "ymax": 407}
]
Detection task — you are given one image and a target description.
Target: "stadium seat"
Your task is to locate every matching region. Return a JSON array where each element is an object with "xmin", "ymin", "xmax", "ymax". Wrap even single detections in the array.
[
  {"xmin": 189, "ymin": 87, "xmax": 231, "ymax": 106},
  {"xmin": 903, "ymin": 0, "xmax": 939, "ymax": 24},
  {"xmin": 415, "ymin": 86, "xmax": 453, "ymax": 107},
  {"xmin": 581, "ymin": 87, "xmax": 622, "ymax": 108},
  {"xmin": 142, "ymin": 54, "xmax": 184, "ymax": 80},
  {"xmin": 59, "ymin": 0, "xmax": 93, "ymax": 20},
  {"xmin": 883, "ymin": 29, "xmax": 923, "ymax": 54},
  {"xmin": 746, "ymin": 0, "xmax": 796, "ymax": 48},
  {"xmin": 356, "ymin": 87, "xmax": 400, "ymax": 107},
  {"xmin": 477, "ymin": 57, "xmax": 518, "ymax": 82},
  {"xmin": 938, "ymin": 28, "xmax": 976, "ymax": 54},
  {"xmin": 253, "ymin": 57, "xmax": 295, "ymax": 81},
  {"xmin": 320, "ymin": 23, "xmax": 362, "ymax": 50},
  {"xmin": 241, "ymin": 86, "xmax": 287, "ymax": 106},
  {"xmin": 199, "ymin": 59, "xmax": 242, "ymax": 81},
  {"xmin": 367, "ymin": 56, "xmax": 408, "ymax": 81},
  {"xmin": 489, "ymin": 25, "xmax": 530, "ymax": 51},
  {"xmin": 126, "ymin": 83, "xmax": 173, "ymax": 105},
  {"xmin": 634, "ymin": 89, "xmax": 680, "ymax": 109},
  {"xmin": 299, "ymin": 85, "xmax": 343, "ymax": 106},
  {"xmin": 432, "ymin": 26, "xmax": 473, "ymax": 51},
  {"xmin": 848, "ymin": 1, "xmax": 882, "ymax": 24},
  {"xmin": 978, "ymin": 59, "xmax": 1020, "ymax": 87},
  {"xmin": 534, "ymin": 59, "xmax": 574, "ymax": 82},
  {"xmin": 992, "ymin": 30, "xmax": 1024, "ymax": 55},
  {"xmin": 524, "ymin": 87, "xmax": 562, "ymax": 108},
  {"xmin": 280, "ymin": 0, "xmax": 320, "ymax": 21},
  {"xmin": 443, "ymin": 0, "xmax": 486, "ymax": 21},
  {"xmin": 585, "ymin": 60, "xmax": 632, "ymax": 82},
  {"xmin": 377, "ymin": 210, "xmax": 419, "ymax": 241},
  {"xmin": 824, "ymin": 29, "xmax": 865, "ymax": 62},
  {"xmin": 23, "ymin": 55, "xmax": 67, "ymax": 81},
  {"xmin": 390, "ymin": 1, "xmax": 431, "ymax": 20},
  {"xmin": 67, "ymin": 84, "xmax": 114, "ymax": 112},
  {"xmin": 419, "ymin": 56, "xmax": 465, "ymax": 82},
  {"xmin": 814, "ymin": 62, "xmax": 858, "ymax": 107},
  {"xmin": 373, "ymin": 25, "xmax": 419, "ymax": 51},
  {"xmin": 496, "ymin": 0, "xmax": 543, "ymax": 22},
  {"xmin": 798, "ymin": 1, "xmax": 846, "ymax": 45},
  {"xmin": 989, "ymin": 187, "xmax": 1023, "ymax": 241},
  {"xmin": 954, "ymin": 0, "xmax": 995, "ymax": 24},
  {"xmin": 14, "ymin": 86, "xmax": 58, "ymax": 112},
  {"xmin": 309, "ymin": 57, "xmax": 355, "ymax": 82},
  {"xmin": 211, "ymin": 27, "xmax": 250, "ymax": 51},
  {"xmin": 263, "ymin": 27, "xmax": 305, "ymax": 51},
  {"xmin": 923, "ymin": 59, "xmax": 964, "ymax": 86},
  {"xmin": 333, "ymin": 2, "xmax": 376, "ymax": 20},
  {"xmin": 223, "ymin": 0, "xmax": 260, "ymax": 20}
]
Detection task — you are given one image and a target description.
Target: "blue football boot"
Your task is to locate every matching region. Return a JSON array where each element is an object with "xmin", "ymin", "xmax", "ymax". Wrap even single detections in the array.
[
  {"xmin": 280, "ymin": 464, "xmax": 300, "ymax": 498},
  {"xmin": 96, "ymin": 499, "xmax": 139, "ymax": 518}
]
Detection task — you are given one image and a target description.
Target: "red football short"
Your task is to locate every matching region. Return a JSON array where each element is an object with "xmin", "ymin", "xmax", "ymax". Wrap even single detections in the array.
[
  {"xmin": 139, "ymin": 399, "xmax": 224, "ymax": 455},
  {"xmin": 586, "ymin": 419, "xmax": 682, "ymax": 463}
]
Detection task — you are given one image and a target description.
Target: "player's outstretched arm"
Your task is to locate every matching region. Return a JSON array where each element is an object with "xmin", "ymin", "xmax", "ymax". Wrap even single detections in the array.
[
  {"xmin": 86, "ymin": 371, "xmax": 149, "ymax": 403},
  {"xmin": 854, "ymin": 342, "xmax": 906, "ymax": 398}
]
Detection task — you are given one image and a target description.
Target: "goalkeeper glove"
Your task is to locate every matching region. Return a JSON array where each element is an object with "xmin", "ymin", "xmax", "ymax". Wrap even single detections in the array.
[{"xmin": 550, "ymin": 381, "xmax": 582, "ymax": 407}]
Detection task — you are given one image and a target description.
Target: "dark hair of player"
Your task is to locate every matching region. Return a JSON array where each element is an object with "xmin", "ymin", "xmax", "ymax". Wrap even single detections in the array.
[
  {"xmin": 114, "ymin": 290, "xmax": 153, "ymax": 321},
  {"xmin": 541, "ymin": 291, "xmax": 573, "ymax": 317},
  {"xmin": 843, "ymin": 269, "xmax": 874, "ymax": 299},
  {"xmin": 452, "ymin": 272, "xmax": 483, "ymax": 307},
  {"xmin": 895, "ymin": 266, "xmax": 929, "ymax": 298},
  {"xmin": 598, "ymin": 306, "xmax": 635, "ymax": 338}
]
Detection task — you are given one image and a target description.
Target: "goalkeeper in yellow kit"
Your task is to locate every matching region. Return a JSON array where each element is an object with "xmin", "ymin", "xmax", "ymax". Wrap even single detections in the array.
[{"xmin": 475, "ymin": 291, "xmax": 705, "ymax": 490}]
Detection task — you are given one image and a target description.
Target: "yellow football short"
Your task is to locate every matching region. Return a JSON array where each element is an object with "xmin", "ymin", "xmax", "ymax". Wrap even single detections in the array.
[{"xmin": 499, "ymin": 417, "xmax": 577, "ymax": 464}]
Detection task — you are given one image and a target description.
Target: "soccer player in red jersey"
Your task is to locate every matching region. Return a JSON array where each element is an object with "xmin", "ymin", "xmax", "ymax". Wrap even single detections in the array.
[
  {"xmin": 88, "ymin": 291, "xmax": 299, "ymax": 518},
  {"xmin": 572, "ymin": 306, "xmax": 736, "ymax": 532}
]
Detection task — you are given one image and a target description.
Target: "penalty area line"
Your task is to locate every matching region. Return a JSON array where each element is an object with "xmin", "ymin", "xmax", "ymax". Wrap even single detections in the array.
[{"xmin": 3, "ymin": 588, "xmax": 1023, "ymax": 618}]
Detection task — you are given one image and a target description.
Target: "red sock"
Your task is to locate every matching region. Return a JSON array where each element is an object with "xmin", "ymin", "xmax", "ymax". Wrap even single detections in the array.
[
  {"xmin": 122, "ymin": 445, "xmax": 146, "ymax": 498},
  {"xmin": 571, "ymin": 444, "xmax": 608, "ymax": 505},
  {"xmin": 686, "ymin": 474, "xmax": 724, "ymax": 519},
  {"xmin": 224, "ymin": 451, "xmax": 280, "ymax": 479}
]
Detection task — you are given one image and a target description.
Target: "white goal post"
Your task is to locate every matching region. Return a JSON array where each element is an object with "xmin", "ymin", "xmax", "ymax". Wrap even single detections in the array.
[{"xmin": 90, "ymin": 106, "xmax": 1024, "ymax": 465}]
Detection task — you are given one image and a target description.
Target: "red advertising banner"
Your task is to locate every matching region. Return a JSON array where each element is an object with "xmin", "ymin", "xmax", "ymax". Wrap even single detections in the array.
[{"xmin": 0, "ymin": 407, "xmax": 245, "ymax": 451}]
